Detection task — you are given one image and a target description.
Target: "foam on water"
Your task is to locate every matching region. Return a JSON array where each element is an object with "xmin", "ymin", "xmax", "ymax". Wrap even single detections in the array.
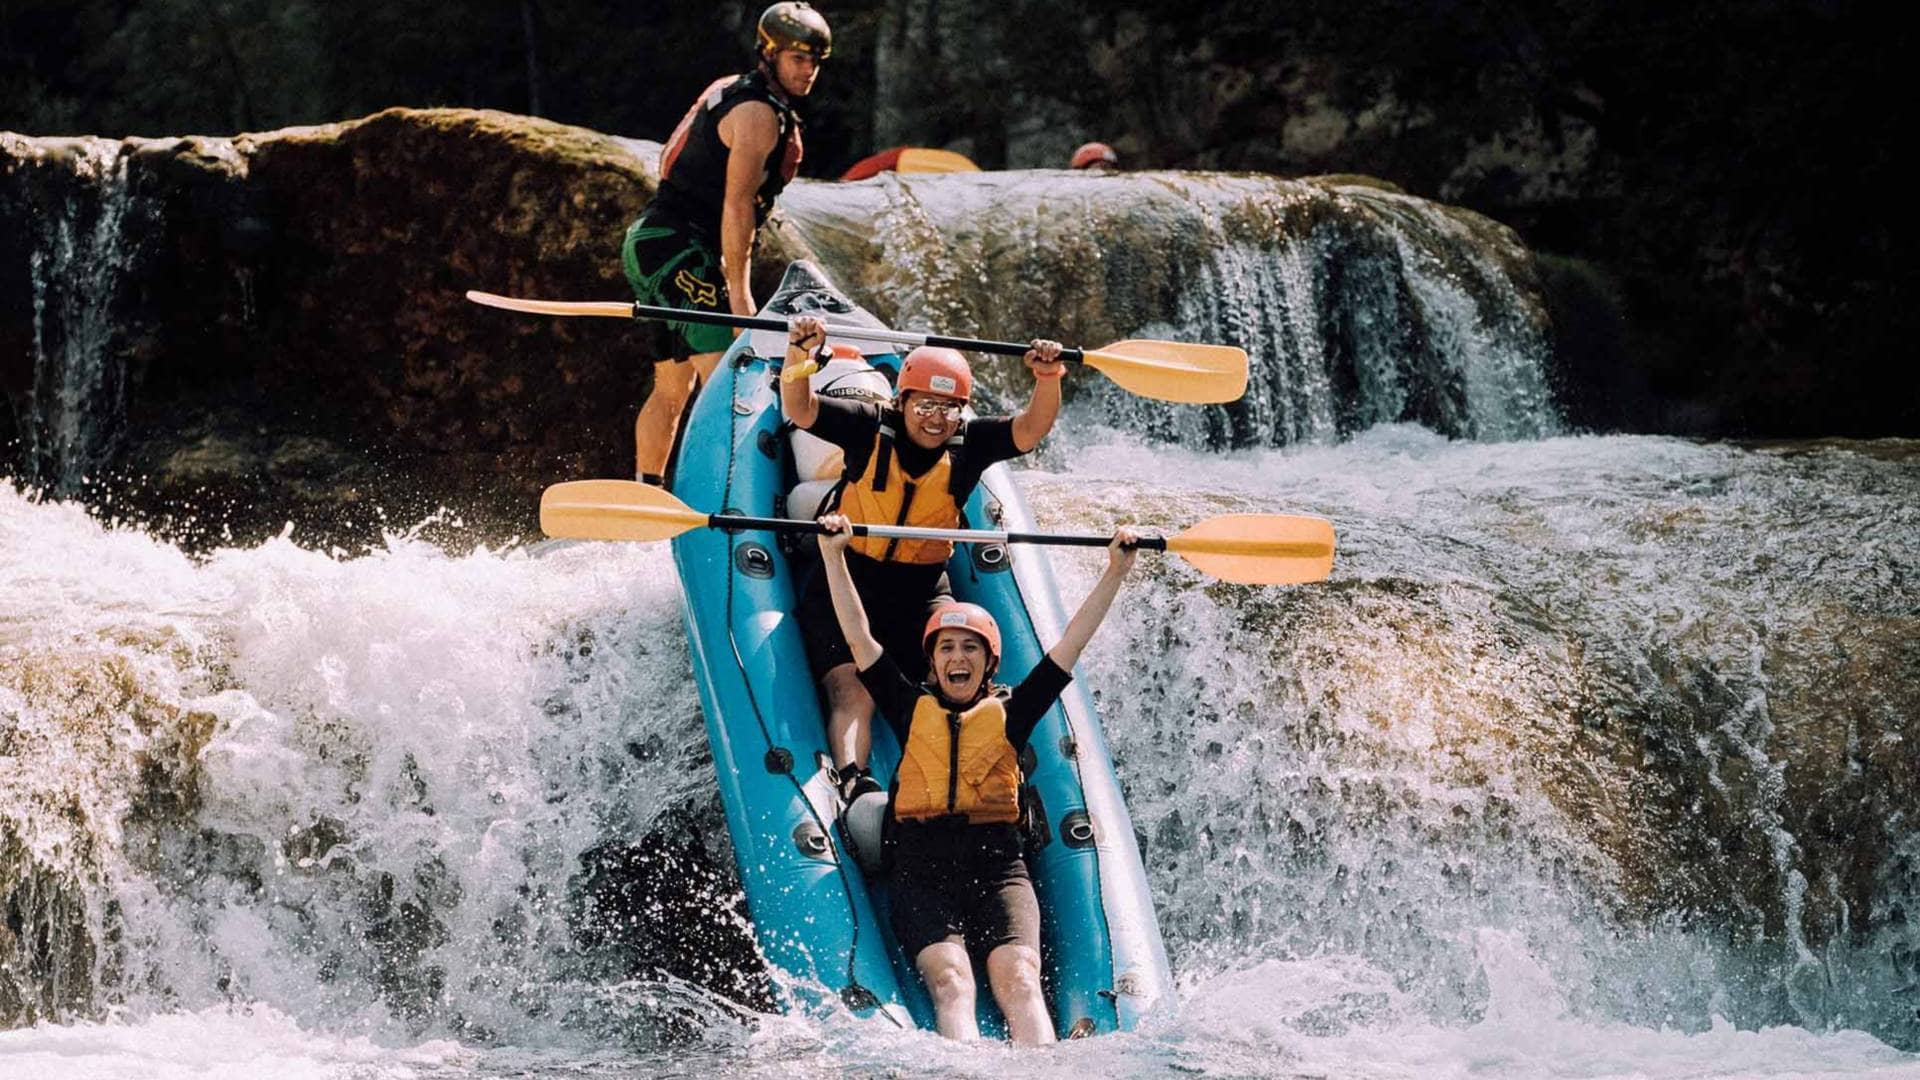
[
  {"xmin": 2, "ymin": 425, "xmax": 1917, "ymax": 1077},
  {"xmin": 1, "ymin": 484, "xmax": 721, "ymax": 1046},
  {"xmin": 4, "ymin": 962, "xmax": 1914, "ymax": 1080},
  {"xmin": 0, "ymin": 1004, "xmax": 471, "ymax": 1080}
]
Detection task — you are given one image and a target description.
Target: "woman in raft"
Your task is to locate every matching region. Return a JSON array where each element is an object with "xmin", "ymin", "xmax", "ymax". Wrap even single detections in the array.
[{"xmin": 815, "ymin": 512, "xmax": 1139, "ymax": 1044}]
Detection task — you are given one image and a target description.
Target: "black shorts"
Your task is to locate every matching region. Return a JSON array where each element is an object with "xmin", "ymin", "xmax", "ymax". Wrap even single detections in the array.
[
  {"xmin": 888, "ymin": 821, "xmax": 1039, "ymax": 962},
  {"xmin": 796, "ymin": 552, "xmax": 952, "ymax": 682},
  {"xmin": 621, "ymin": 210, "xmax": 734, "ymax": 357}
]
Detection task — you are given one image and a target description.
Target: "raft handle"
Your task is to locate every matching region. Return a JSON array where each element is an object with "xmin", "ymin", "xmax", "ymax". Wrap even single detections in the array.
[
  {"xmin": 792, "ymin": 822, "xmax": 833, "ymax": 859},
  {"xmin": 1062, "ymin": 810, "xmax": 1096, "ymax": 848},
  {"xmin": 735, "ymin": 543, "xmax": 775, "ymax": 579},
  {"xmin": 971, "ymin": 542, "xmax": 1009, "ymax": 574}
]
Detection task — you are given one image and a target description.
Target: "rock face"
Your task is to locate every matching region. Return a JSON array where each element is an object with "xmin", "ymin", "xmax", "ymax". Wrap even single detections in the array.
[
  {"xmin": 3, "ymin": 108, "xmax": 1557, "ymax": 548},
  {"xmin": 2, "ymin": 110, "xmax": 816, "ymax": 548}
]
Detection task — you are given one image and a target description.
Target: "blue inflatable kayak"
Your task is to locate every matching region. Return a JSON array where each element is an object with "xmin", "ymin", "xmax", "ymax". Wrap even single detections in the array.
[{"xmin": 669, "ymin": 261, "xmax": 1171, "ymax": 1037}]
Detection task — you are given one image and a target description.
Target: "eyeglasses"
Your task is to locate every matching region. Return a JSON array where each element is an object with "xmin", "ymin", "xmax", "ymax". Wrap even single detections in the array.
[{"xmin": 907, "ymin": 398, "xmax": 965, "ymax": 420}]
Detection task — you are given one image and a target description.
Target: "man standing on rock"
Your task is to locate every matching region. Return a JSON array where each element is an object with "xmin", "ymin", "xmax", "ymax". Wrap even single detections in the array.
[{"xmin": 624, "ymin": 2, "xmax": 830, "ymax": 485}]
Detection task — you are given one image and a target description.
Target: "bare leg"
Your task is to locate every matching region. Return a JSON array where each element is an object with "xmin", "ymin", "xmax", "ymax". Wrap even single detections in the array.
[
  {"xmin": 986, "ymin": 943, "xmax": 1054, "ymax": 1045},
  {"xmin": 634, "ymin": 350, "xmax": 722, "ymax": 479},
  {"xmin": 822, "ymin": 663, "xmax": 874, "ymax": 772},
  {"xmin": 916, "ymin": 942, "xmax": 979, "ymax": 1041}
]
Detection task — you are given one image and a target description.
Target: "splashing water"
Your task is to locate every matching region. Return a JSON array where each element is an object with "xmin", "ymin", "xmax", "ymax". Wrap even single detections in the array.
[
  {"xmin": 3, "ymin": 423, "xmax": 1917, "ymax": 1078},
  {"xmin": 0, "ymin": 488, "xmax": 750, "ymax": 1048}
]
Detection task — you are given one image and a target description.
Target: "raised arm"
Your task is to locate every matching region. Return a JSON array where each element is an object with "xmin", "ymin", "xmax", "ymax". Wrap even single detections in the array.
[
  {"xmin": 1045, "ymin": 527, "xmax": 1139, "ymax": 671},
  {"xmin": 817, "ymin": 513, "xmax": 883, "ymax": 670},
  {"xmin": 780, "ymin": 313, "xmax": 826, "ymax": 427},
  {"xmin": 1010, "ymin": 339, "xmax": 1066, "ymax": 452}
]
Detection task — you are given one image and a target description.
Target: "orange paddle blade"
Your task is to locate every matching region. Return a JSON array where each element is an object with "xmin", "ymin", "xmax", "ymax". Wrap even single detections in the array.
[
  {"xmin": 1081, "ymin": 339, "xmax": 1250, "ymax": 404},
  {"xmin": 539, "ymin": 480, "xmax": 705, "ymax": 541},
  {"xmin": 467, "ymin": 290, "xmax": 633, "ymax": 318},
  {"xmin": 1165, "ymin": 513, "xmax": 1336, "ymax": 584}
]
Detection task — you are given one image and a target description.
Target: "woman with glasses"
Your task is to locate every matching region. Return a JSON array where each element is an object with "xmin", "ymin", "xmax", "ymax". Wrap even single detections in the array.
[{"xmin": 778, "ymin": 313, "xmax": 1066, "ymax": 806}]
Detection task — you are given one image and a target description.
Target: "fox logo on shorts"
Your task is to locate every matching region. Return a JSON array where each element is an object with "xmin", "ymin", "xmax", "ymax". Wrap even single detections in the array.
[{"xmin": 674, "ymin": 269, "xmax": 719, "ymax": 308}]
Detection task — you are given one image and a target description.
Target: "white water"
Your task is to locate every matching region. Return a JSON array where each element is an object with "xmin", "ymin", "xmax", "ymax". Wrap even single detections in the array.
[{"xmin": 3, "ymin": 423, "xmax": 1917, "ymax": 1078}]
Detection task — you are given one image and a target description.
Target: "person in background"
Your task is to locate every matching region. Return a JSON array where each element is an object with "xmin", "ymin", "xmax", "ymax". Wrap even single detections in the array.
[
  {"xmin": 625, "ymin": 2, "xmax": 830, "ymax": 486},
  {"xmin": 1069, "ymin": 141, "xmax": 1119, "ymax": 171}
]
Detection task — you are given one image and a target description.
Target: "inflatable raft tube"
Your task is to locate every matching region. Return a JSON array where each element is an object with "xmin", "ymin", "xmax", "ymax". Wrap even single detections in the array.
[{"xmin": 668, "ymin": 260, "xmax": 1172, "ymax": 1036}]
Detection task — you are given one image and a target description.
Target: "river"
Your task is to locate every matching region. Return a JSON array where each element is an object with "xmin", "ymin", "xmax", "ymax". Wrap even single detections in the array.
[{"xmin": 3, "ymin": 413, "xmax": 1916, "ymax": 1078}]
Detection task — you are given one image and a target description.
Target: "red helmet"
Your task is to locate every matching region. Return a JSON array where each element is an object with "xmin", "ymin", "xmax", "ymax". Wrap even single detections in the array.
[
  {"xmin": 1070, "ymin": 141, "xmax": 1119, "ymax": 170},
  {"xmin": 897, "ymin": 346, "xmax": 972, "ymax": 401},
  {"xmin": 922, "ymin": 602, "xmax": 1001, "ymax": 662}
]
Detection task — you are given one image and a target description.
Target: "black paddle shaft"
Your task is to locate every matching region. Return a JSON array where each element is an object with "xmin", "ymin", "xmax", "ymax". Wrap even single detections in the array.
[
  {"xmin": 629, "ymin": 302, "xmax": 1089, "ymax": 364},
  {"xmin": 922, "ymin": 333, "xmax": 1089, "ymax": 366},
  {"xmin": 704, "ymin": 511, "xmax": 1166, "ymax": 551}
]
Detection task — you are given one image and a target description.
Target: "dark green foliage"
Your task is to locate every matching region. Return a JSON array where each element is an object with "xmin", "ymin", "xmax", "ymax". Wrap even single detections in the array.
[{"xmin": 982, "ymin": 1, "xmax": 1913, "ymax": 434}]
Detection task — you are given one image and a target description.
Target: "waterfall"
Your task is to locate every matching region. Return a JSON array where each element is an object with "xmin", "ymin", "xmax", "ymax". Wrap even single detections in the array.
[
  {"xmin": 781, "ymin": 171, "xmax": 1561, "ymax": 448},
  {"xmin": 1374, "ymin": 192, "xmax": 1559, "ymax": 441},
  {"xmin": 19, "ymin": 139, "xmax": 150, "ymax": 494}
]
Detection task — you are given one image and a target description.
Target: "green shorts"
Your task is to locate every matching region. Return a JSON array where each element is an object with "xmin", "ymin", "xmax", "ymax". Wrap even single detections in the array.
[{"xmin": 621, "ymin": 211, "xmax": 735, "ymax": 357}]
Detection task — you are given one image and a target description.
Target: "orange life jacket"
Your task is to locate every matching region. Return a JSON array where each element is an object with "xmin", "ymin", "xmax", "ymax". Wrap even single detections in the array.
[
  {"xmin": 893, "ymin": 691, "xmax": 1022, "ymax": 825},
  {"xmin": 835, "ymin": 419, "xmax": 967, "ymax": 565}
]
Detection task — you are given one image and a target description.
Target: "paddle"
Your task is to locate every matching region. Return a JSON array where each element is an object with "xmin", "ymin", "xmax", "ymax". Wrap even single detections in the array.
[
  {"xmin": 540, "ymin": 480, "xmax": 1335, "ymax": 585},
  {"xmin": 465, "ymin": 289, "xmax": 1248, "ymax": 405}
]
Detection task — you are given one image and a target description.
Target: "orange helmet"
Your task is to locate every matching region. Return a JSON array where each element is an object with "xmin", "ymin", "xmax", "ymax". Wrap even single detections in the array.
[
  {"xmin": 922, "ymin": 602, "xmax": 1001, "ymax": 662},
  {"xmin": 1070, "ymin": 141, "xmax": 1118, "ymax": 170},
  {"xmin": 897, "ymin": 346, "xmax": 972, "ymax": 401}
]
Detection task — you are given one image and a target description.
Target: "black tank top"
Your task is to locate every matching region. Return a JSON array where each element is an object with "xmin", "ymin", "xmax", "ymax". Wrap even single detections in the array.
[{"xmin": 653, "ymin": 69, "xmax": 804, "ymax": 238}]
